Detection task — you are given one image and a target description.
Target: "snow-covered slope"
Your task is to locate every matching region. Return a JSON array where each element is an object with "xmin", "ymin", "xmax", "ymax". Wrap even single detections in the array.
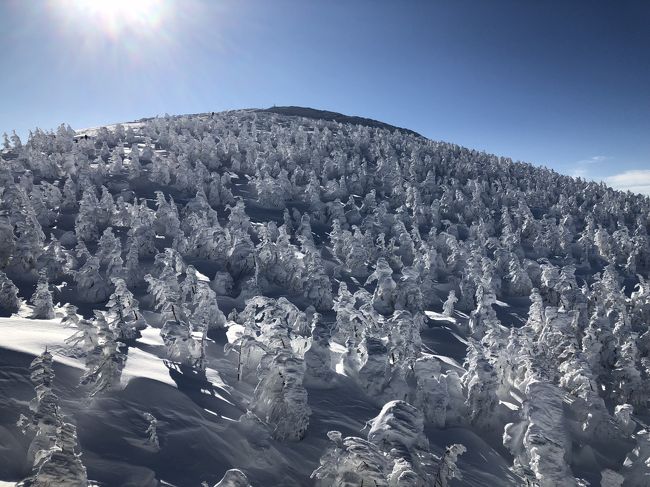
[{"xmin": 0, "ymin": 108, "xmax": 649, "ymax": 486}]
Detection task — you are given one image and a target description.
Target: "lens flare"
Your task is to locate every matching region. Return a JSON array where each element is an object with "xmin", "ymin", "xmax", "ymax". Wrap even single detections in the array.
[{"xmin": 48, "ymin": 0, "xmax": 172, "ymax": 40}]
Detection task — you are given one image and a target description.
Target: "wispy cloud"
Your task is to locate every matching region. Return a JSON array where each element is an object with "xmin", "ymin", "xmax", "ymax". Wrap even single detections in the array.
[
  {"xmin": 605, "ymin": 169, "xmax": 650, "ymax": 196},
  {"xmin": 575, "ymin": 155, "xmax": 609, "ymax": 165},
  {"xmin": 571, "ymin": 155, "xmax": 609, "ymax": 179}
]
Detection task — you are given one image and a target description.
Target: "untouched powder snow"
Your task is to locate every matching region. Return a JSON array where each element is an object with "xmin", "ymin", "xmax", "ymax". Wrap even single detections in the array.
[{"xmin": 0, "ymin": 317, "xmax": 84, "ymax": 370}]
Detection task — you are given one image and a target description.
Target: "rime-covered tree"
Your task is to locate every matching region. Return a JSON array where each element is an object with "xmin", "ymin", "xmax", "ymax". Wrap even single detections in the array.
[
  {"xmin": 80, "ymin": 311, "xmax": 126, "ymax": 396},
  {"xmin": 249, "ymin": 351, "xmax": 311, "ymax": 441},
  {"xmin": 106, "ymin": 278, "xmax": 141, "ymax": 341},
  {"xmin": 30, "ymin": 271, "xmax": 55, "ymax": 319},
  {"xmin": 442, "ymin": 289, "xmax": 457, "ymax": 317},
  {"xmin": 75, "ymin": 188, "xmax": 100, "ymax": 241},
  {"xmin": 191, "ymin": 281, "xmax": 226, "ymax": 331},
  {"xmin": 73, "ymin": 255, "xmax": 110, "ymax": 303},
  {"xmin": 0, "ymin": 270, "xmax": 20, "ymax": 314}
]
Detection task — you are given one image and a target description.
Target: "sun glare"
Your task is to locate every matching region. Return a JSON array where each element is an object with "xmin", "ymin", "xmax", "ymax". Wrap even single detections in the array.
[{"xmin": 49, "ymin": 0, "xmax": 171, "ymax": 40}]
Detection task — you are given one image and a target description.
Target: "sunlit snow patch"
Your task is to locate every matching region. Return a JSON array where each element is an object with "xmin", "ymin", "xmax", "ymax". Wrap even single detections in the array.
[
  {"xmin": 499, "ymin": 400, "xmax": 520, "ymax": 411},
  {"xmin": 121, "ymin": 347, "xmax": 176, "ymax": 388},
  {"xmin": 205, "ymin": 367, "xmax": 235, "ymax": 405},
  {"xmin": 431, "ymin": 354, "xmax": 464, "ymax": 370},
  {"xmin": 424, "ymin": 310, "xmax": 457, "ymax": 323},
  {"xmin": 0, "ymin": 317, "xmax": 84, "ymax": 370},
  {"xmin": 226, "ymin": 323, "xmax": 245, "ymax": 344},
  {"xmin": 195, "ymin": 270, "xmax": 210, "ymax": 282},
  {"xmin": 137, "ymin": 326, "xmax": 166, "ymax": 346}
]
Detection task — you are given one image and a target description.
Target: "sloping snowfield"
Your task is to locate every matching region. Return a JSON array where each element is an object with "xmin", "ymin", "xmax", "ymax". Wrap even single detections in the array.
[{"xmin": 0, "ymin": 312, "xmax": 517, "ymax": 486}]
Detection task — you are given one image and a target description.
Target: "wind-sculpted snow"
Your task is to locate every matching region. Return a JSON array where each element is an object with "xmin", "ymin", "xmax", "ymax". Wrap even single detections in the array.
[{"xmin": 0, "ymin": 108, "xmax": 649, "ymax": 485}]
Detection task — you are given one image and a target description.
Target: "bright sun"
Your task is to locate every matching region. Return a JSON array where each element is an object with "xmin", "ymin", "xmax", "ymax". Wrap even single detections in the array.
[{"xmin": 50, "ymin": 0, "xmax": 171, "ymax": 39}]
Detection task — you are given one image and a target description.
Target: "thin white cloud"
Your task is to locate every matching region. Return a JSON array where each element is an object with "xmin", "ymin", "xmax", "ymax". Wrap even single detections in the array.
[
  {"xmin": 605, "ymin": 169, "xmax": 650, "ymax": 196},
  {"xmin": 575, "ymin": 155, "xmax": 609, "ymax": 165},
  {"xmin": 570, "ymin": 155, "xmax": 609, "ymax": 180}
]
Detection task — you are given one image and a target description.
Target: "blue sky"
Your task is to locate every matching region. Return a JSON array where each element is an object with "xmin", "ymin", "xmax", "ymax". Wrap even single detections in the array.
[{"xmin": 1, "ymin": 0, "xmax": 649, "ymax": 193}]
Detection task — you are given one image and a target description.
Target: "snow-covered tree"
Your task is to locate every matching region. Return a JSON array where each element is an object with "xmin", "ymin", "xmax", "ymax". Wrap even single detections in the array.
[
  {"xmin": 0, "ymin": 270, "xmax": 20, "ymax": 314},
  {"xmin": 30, "ymin": 271, "xmax": 54, "ymax": 319},
  {"xmin": 462, "ymin": 340, "xmax": 499, "ymax": 429},
  {"xmin": 75, "ymin": 188, "xmax": 100, "ymax": 241},
  {"xmin": 142, "ymin": 412, "xmax": 160, "ymax": 451},
  {"xmin": 249, "ymin": 351, "xmax": 311, "ymax": 441},
  {"xmin": 80, "ymin": 311, "xmax": 126, "ymax": 396},
  {"xmin": 73, "ymin": 255, "xmax": 110, "ymax": 303},
  {"xmin": 106, "ymin": 278, "xmax": 141, "ymax": 341},
  {"xmin": 433, "ymin": 444, "xmax": 467, "ymax": 487},
  {"xmin": 191, "ymin": 282, "xmax": 226, "ymax": 331},
  {"xmin": 97, "ymin": 227, "xmax": 123, "ymax": 278},
  {"xmin": 442, "ymin": 289, "xmax": 457, "ymax": 317}
]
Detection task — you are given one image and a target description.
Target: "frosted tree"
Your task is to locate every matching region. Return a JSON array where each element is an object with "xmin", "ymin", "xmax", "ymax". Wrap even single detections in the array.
[
  {"xmin": 332, "ymin": 281, "xmax": 361, "ymax": 342},
  {"xmin": 31, "ymin": 271, "xmax": 55, "ymax": 319},
  {"xmin": 145, "ymin": 264, "xmax": 181, "ymax": 322},
  {"xmin": 142, "ymin": 412, "xmax": 160, "ymax": 451},
  {"xmin": 13, "ymin": 203, "xmax": 45, "ymax": 272},
  {"xmin": 433, "ymin": 444, "xmax": 467, "ymax": 487},
  {"xmin": 97, "ymin": 186, "xmax": 116, "ymax": 228},
  {"xmin": 106, "ymin": 278, "xmax": 141, "ymax": 341},
  {"xmin": 73, "ymin": 255, "xmax": 110, "ymax": 303},
  {"xmin": 301, "ymin": 244, "xmax": 333, "ymax": 311},
  {"xmin": 304, "ymin": 313, "xmax": 334, "ymax": 386},
  {"xmin": 39, "ymin": 235, "xmax": 71, "ymax": 281},
  {"xmin": 97, "ymin": 227, "xmax": 123, "ymax": 278},
  {"xmin": 612, "ymin": 336, "xmax": 643, "ymax": 406},
  {"xmin": 462, "ymin": 340, "xmax": 499, "ymax": 429},
  {"xmin": 442, "ymin": 289, "xmax": 457, "ymax": 317},
  {"xmin": 124, "ymin": 238, "xmax": 141, "ymax": 286},
  {"xmin": 75, "ymin": 188, "xmax": 100, "ymax": 241},
  {"xmin": 154, "ymin": 191, "xmax": 182, "ymax": 238},
  {"xmin": 504, "ymin": 380, "xmax": 577, "ymax": 486},
  {"xmin": 148, "ymin": 263, "xmax": 205, "ymax": 368},
  {"xmin": 127, "ymin": 144, "xmax": 142, "ymax": 179},
  {"xmin": 80, "ymin": 311, "xmax": 126, "ymax": 396},
  {"xmin": 345, "ymin": 226, "xmax": 371, "ymax": 278},
  {"xmin": 20, "ymin": 351, "xmax": 61, "ymax": 479},
  {"xmin": 311, "ymin": 431, "xmax": 390, "ymax": 486},
  {"xmin": 191, "ymin": 281, "xmax": 227, "ymax": 331},
  {"xmin": 365, "ymin": 257, "xmax": 397, "ymax": 315},
  {"xmin": 505, "ymin": 257, "xmax": 533, "ymax": 297},
  {"xmin": 61, "ymin": 177, "xmax": 77, "ymax": 211},
  {"xmin": 24, "ymin": 422, "xmax": 89, "ymax": 487},
  {"xmin": 0, "ymin": 213, "xmax": 15, "ymax": 268},
  {"xmin": 180, "ymin": 265, "xmax": 199, "ymax": 302},
  {"xmin": 160, "ymin": 318, "xmax": 205, "ymax": 369},
  {"xmin": 367, "ymin": 400, "xmax": 429, "ymax": 453},
  {"xmin": 467, "ymin": 281, "xmax": 500, "ymax": 338},
  {"xmin": 349, "ymin": 335, "xmax": 391, "ymax": 399},
  {"xmin": 249, "ymin": 351, "xmax": 311, "ymax": 441},
  {"xmin": 0, "ymin": 270, "xmax": 20, "ymax": 314},
  {"xmin": 413, "ymin": 357, "xmax": 450, "ymax": 427},
  {"xmin": 394, "ymin": 266, "xmax": 423, "ymax": 313},
  {"xmin": 127, "ymin": 200, "xmax": 157, "ymax": 257}
]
